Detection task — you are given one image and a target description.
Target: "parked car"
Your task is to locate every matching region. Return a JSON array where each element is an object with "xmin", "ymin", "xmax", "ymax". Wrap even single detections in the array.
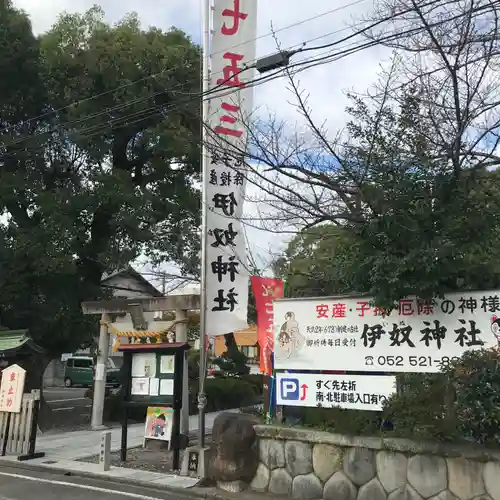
[{"xmin": 64, "ymin": 356, "xmax": 121, "ymax": 388}]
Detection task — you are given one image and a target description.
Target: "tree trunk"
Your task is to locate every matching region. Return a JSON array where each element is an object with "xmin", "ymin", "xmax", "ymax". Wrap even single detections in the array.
[
  {"xmin": 17, "ymin": 354, "xmax": 52, "ymax": 431},
  {"xmin": 224, "ymin": 332, "xmax": 239, "ymax": 357}
]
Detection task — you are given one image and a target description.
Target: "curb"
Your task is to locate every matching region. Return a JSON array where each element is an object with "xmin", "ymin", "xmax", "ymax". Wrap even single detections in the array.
[{"xmin": 0, "ymin": 459, "xmax": 232, "ymax": 500}]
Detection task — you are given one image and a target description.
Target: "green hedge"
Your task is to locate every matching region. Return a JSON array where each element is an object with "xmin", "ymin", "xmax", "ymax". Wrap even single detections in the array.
[
  {"xmin": 240, "ymin": 374, "xmax": 264, "ymax": 396},
  {"xmin": 189, "ymin": 377, "xmax": 258, "ymax": 414},
  {"xmin": 205, "ymin": 377, "xmax": 257, "ymax": 411},
  {"xmin": 102, "ymin": 376, "xmax": 260, "ymax": 423},
  {"xmin": 288, "ymin": 348, "xmax": 500, "ymax": 447}
]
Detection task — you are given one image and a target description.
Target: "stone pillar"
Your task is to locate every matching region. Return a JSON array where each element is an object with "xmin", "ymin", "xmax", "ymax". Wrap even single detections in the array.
[{"xmin": 91, "ymin": 313, "xmax": 110, "ymax": 430}]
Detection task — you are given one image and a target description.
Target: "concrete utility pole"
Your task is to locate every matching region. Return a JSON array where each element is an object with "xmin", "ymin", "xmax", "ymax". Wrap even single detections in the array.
[
  {"xmin": 196, "ymin": 0, "xmax": 212, "ymax": 451},
  {"xmin": 91, "ymin": 312, "xmax": 111, "ymax": 430}
]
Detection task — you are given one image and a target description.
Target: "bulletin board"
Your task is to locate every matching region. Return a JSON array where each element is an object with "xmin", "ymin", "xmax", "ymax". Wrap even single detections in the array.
[
  {"xmin": 129, "ymin": 352, "xmax": 178, "ymax": 405},
  {"xmin": 118, "ymin": 342, "xmax": 189, "ymax": 471}
]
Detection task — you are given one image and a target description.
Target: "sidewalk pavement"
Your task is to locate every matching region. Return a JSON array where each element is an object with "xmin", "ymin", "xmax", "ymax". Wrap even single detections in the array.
[{"xmin": 0, "ymin": 410, "xmax": 234, "ymax": 490}]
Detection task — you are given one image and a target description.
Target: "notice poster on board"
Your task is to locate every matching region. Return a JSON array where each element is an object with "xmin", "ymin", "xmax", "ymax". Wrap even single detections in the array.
[
  {"xmin": 160, "ymin": 355, "xmax": 175, "ymax": 374},
  {"xmin": 132, "ymin": 353, "xmax": 156, "ymax": 378},
  {"xmin": 131, "ymin": 377, "xmax": 149, "ymax": 396},
  {"xmin": 144, "ymin": 406, "xmax": 173, "ymax": 444},
  {"xmin": 159, "ymin": 379, "xmax": 174, "ymax": 396}
]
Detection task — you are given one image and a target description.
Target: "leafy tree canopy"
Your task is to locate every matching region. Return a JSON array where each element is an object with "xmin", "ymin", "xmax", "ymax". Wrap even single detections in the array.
[{"xmin": 0, "ymin": 3, "xmax": 201, "ymax": 354}]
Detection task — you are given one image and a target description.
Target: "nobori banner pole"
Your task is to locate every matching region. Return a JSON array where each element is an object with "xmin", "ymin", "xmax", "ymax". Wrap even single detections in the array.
[
  {"xmin": 197, "ymin": 0, "xmax": 212, "ymax": 450},
  {"xmin": 92, "ymin": 313, "xmax": 111, "ymax": 430}
]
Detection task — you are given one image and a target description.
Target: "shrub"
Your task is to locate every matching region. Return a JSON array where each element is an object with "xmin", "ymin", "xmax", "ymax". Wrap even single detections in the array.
[
  {"xmin": 212, "ymin": 349, "xmax": 250, "ymax": 376},
  {"xmin": 204, "ymin": 377, "xmax": 257, "ymax": 412},
  {"xmin": 288, "ymin": 406, "xmax": 382, "ymax": 435},
  {"xmin": 444, "ymin": 348, "xmax": 500, "ymax": 445},
  {"xmin": 188, "ymin": 349, "xmax": 200, "ymax": 381},
  {"xmin": 240, "ymin": 373, "xmax": 264, "ymax": 395},
  {"xmin": 382, "ymin": 350, "xmax": 500, "ymax": 445},
  {"xmin": 381, "ymin": 373, "xmax": 455, "ymax": 441}
]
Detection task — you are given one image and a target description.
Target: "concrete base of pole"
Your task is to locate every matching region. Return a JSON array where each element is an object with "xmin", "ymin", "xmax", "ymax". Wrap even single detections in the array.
[
  {"xmin": 91, "ymin": 425, "xmax": 109, "ymax": 431},
  {"xmin": 180, "ymin": 445, "xmax": 209, "ymax": 478}
]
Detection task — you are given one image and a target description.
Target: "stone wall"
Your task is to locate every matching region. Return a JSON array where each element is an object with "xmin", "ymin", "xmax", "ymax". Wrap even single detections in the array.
[{"xmin": 248, "ymin": 425, "xmax": 500, "ymax": 500}]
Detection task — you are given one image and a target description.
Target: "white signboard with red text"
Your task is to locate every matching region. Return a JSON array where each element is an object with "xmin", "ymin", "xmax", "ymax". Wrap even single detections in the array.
[
  {"xmin": 0, "ymin": 364, "xmax": 26, "ymax": 413},
  {"xmin": 205, "ymin": 0, "xmax": 257, "ymax": 336},
  {"xmin": 273, "ymin": 291, "xmax": 500, "ymax": 373},
  {"xmin": 276, "ymin": 373, "xmax": 397, "ymax": 411}
]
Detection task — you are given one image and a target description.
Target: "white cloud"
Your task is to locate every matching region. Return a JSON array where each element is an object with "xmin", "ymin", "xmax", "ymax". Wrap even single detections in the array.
[{"xmin": 13, "ymin": 0, "xmax": 387, "ymax": 269}]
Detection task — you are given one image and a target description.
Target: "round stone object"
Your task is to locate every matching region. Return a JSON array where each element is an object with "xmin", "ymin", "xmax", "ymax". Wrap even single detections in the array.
[
  {"xmin": 313, "ymin": 444, "xmax": 342, "ymax": 483},
  {"xmin": 407, "ymin": 454, "xmax": 447, "ymax": 498},
  {"xmin": 285, "ymin": 440, "xmax": 313, "ymax": 477},
  {"xmin": 343, "ymin": 447, "xmax": 376, "ymax": 486},
  {"xmin": 292, "ymin": 473, "xmax": 324, "ymax": 500},
  {"xmin": 209, "ymin": 412, "xmax": 259, "ymax": 483},
  {"xmin": 324, "ymin": 471, "xmax": 358, "ymax": 500}
]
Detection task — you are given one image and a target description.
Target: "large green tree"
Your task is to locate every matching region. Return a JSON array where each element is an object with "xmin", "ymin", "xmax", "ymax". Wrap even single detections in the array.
[
  {"xmin": 272, "ymin": 225, "xmax": 357, "ymax": 298},
  {"xmin": 0, "ymin": 3, "xmax": 201, "ymax": 355}
]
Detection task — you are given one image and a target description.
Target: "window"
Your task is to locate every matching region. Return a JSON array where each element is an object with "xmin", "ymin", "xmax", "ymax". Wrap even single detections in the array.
[
  {"xmin": 73, "ymin": 359, "xmax": 92, "ymax": 369},
  {"xmin": 66, "ymin": 359, "xmax": 73, "ymax": 368},
  {"xmin": 109, "ymin": 357, "xmax": 123, "ymax": 369}
]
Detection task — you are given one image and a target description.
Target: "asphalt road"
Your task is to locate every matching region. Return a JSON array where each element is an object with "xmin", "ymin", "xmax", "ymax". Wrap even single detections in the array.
[
  {"xmin": 44, "ymin": 387, "xmax": 91, "ymax": 413},
  {"xmin": 42, "ymin": 387, "xmax": 91, "ymax": 431},
  {"xmin": 0, "ymin": 467, "xmax": 199, "ymax": 500}
]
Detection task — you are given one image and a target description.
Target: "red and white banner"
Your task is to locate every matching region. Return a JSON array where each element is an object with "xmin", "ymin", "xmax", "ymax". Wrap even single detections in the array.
[
  {"xmin": 251, "ymin": 277, "xmax": 284, "ymax": 375},
  {"xmin": 205, "ymin": 0, "xmax": 258, "ymax": 336}
]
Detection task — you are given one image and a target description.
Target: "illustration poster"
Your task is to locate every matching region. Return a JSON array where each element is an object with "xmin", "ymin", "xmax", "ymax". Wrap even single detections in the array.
[
  {"xmin": 160, "ymin": 355, "xmax": 175, "ymax": 374},
  {"xmin": 144, "ymin": 406, "xmax": 173, "ymax": 443}
]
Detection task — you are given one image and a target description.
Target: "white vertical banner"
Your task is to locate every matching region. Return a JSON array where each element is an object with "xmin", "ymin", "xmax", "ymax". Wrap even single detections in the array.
[{"xmin": 205, "ymin": 0, "xmax": 257, "ymax": 337}]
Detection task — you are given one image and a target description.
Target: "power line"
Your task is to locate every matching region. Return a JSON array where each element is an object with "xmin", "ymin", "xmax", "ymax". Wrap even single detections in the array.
[
  {"xmin": 0, "ymin": 0, "xmax": 368, "ymax": 136},
  {"xmin": 1, "ymin": 1, "xmax": 494, "ymax": 157},
  {"xmin": 295, "ymin": 0, "xmax": 447, "ymax": 54},
  {"xmin": 0, "ymin": 0, "xmax": 460, "ymax": 149},
  {"xmin": 6, "ymin": 0, "xmax": 451, "ymax": 152}
]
